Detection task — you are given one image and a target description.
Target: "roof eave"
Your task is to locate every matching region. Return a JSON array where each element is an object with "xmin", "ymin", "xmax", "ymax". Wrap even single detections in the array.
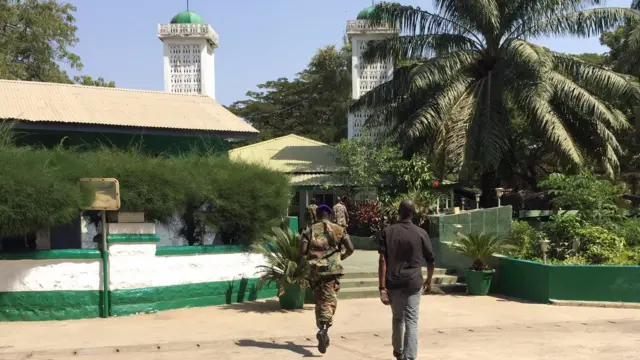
[{"xmin": 7, "ymin": 120, "xmax": 259, "ymax": 141}]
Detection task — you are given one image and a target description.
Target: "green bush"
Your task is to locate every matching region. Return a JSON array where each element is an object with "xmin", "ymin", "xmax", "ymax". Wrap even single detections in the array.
[
  {"xmin": 506, "ymin": 220, "xmax": 545, "ymax": 259},
  {"xmin": 614, "ymin": 218, "xmax": 640, "ymax": 247},
  {"xmin": 573, "ymin": 226, "xmax": 625, "ymax": 265},
  {"xmin": 540, "ymin": 172, "xmax": 627, "ymax": 225},
  {"xmin": 0, "ymin": 145, "xmax": 94, "ymax": 237},
  {"xmin": 0, "ymin": 131, "xmax": 291, "ymax": 244}
]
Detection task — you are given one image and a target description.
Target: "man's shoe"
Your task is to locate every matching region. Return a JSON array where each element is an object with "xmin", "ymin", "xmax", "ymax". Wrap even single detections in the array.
[
  {"xmin": 316, "ymin": 329, "xmax": 329, "ymax": 354},
  {"xmin": 393, "ymin": 350, "xmax": 404, "ymax": 359}
]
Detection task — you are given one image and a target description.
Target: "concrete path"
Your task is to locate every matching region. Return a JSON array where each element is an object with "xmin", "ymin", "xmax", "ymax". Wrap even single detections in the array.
[{"xmin": 0, "ymin": 296, "xmax": 638, "ymax": 359}]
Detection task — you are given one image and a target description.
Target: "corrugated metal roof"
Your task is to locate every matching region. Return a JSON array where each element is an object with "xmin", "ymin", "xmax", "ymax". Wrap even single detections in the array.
[
  {"xmin": 290, "ymin": 173, "xmax": 345, "ymax": 187},
  {"xmin": 228, "ymin": 134, "xmax": 340, "ymax": 173},
  {"xmin": 0, "ymin": 79, "xmax": 258, "ymax": 134}
]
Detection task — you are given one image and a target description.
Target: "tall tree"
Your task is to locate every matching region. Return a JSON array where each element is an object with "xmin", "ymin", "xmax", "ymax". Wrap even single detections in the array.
[
  {"xmin": 355, "ymin": 1, "xmax": 640, "ymax": 200},
  {"xmin": 228, "ymin": 45, "xmax": 351, "ymax": 144},
  {"xmin": 0, "ymin": 0, "xmax": 113, "ymax": 85}
]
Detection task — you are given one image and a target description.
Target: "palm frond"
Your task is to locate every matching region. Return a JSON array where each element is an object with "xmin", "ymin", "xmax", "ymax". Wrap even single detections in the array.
[
  {"xmin": 252, "ymin": 227, "xmax": 309, "ymax": 293},
  {"xmin": 450, "ymin": 232, "xmax": 512, "ymax": 270},
  {"xmin": 547, "ymin": 71, "xmax": 630, "ymax": 131},
  {"xmin": 513, "ymin": 83, "xmax": 584, "ymax": 166},
  {"xmin": 520, "ymin": 7, "xmax": 640, "ymax": 39},
  {"xmin": 361, "ymin": 34, "xmax": 480, "ymax": 64},
  {"xmin": 433, "ymin": 0, "xmax": 500, "ymax": 40},
  {"xmin": 551, "ymin": 52, "xmax": 640, "ymax": 104},
  {"xmin": 369, "ymin": 2, "xmax": 481, "ymax": 41}
]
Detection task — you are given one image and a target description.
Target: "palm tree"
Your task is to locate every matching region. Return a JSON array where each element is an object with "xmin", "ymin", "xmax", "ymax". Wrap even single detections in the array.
[{"xmin": 354, "ymin": 1, "xmax": 640, "ymax": 197}]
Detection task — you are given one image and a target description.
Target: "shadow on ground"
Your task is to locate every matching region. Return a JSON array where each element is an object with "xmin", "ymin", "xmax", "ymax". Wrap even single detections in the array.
[
  {"xmin": 221, "ymin": 300, "xmax": 312, "ymax": 314},
  {"xmin": 235, "ymin": 339, "xmax": 321, "ymax": 357},
  {"xmin": 492, "ymin": 295, "xmax": 539, "ymax": 304}
]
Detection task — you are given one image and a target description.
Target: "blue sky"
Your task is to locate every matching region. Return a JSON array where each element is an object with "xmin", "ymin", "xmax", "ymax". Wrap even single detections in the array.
[{"xmin": 69, "ymin": 0, "xmax": 631, "ymax": 105}]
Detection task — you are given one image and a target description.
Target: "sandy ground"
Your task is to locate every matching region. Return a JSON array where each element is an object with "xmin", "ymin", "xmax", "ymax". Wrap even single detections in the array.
[{"xmin": 0, "ymin": 295, "xmax": 638, "ymax": 360}]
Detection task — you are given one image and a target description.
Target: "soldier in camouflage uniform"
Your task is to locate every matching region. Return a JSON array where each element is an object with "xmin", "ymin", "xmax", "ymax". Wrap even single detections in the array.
[
  {"xmin": 306, "ymin": 199, "xmax": 318, "ymax": 227},
  {"xmin": 300, "ymin": 204, "xmax": 355, "ymax": 354}
]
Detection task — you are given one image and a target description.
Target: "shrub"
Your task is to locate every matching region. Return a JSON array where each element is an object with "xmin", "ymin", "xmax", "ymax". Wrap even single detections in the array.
[
  {"xmin": 347, "ymin": 200, "xmax": 383, "ymax": 237},
  {"xmin": 450, "ymin": 233, "xmax": 511, "ymax": 270},
  {"xmin": 573, "ymin": 226, "xmax": 625, "ymax": 265},
  {"xmin": 253, "ymin": 227, "xmax": 309, "ymax": 296},
  {"xmin": 0, "ymin": 131, "xmax": 291, "ymax": 245},
  {"xmin": 0, "ymin": 145, "xmax": 94, "ymax": 237},
  {"xmin": 541, "ymin": 214, "xmax": 626, "ymax": 264},
  {"xmin": 540, "ymin": 214, "xmax": 584, "ymax": 261},
  {"xmin": 615, "ymin": 218, "xmax": 640, "ymax": 247},
  {"xmin": 506, "ymin": 220, "xmax": 545, "ymax": 259},
  {"xmin": 540, "ymin": 172, "xmax": 627, "ymax": 225}
]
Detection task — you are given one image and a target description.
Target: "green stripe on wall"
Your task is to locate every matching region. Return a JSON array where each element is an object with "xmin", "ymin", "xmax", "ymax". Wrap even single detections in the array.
[
  {"xmin": 0, "ymin": 291, "xmax": 102, "ymax": 321},
  {"xmin": 155, "ymin": 245, "xmax": 249, "ymax": 256},
  {"xmin": 110, "ymin": 278, "xmax": 277, "ymax": 317},
  {"xmin": 0, "ymin": 249, "xmax": 101, "ymax": 260}
]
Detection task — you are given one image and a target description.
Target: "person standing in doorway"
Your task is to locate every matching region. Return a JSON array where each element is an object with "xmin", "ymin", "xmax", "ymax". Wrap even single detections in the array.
[
  {"xmin": 378, "ymin": 200, "xmax": 435, "ymax": 360},
  {"xmin": 332, "ymin": 197, "xmax": 349, "ymax": 229},
  {"xmin": 300, "ymin": 204, "xmax": 355, "ymax": 354}
]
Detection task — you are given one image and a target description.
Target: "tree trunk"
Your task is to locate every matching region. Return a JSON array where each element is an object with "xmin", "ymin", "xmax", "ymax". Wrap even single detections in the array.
[{"xmin": 480, "ymin": 170, "xmax": 498, "ymax": 208}]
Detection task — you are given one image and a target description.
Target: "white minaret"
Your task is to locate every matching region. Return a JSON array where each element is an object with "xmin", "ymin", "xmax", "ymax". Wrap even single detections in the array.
[
  {"xmin": 346, "ymin": 5, "xmax": 399, "ymax": 139},
  {"xmin": 158, "ymin": 7, "xmax": 219, "ymax": 99}
]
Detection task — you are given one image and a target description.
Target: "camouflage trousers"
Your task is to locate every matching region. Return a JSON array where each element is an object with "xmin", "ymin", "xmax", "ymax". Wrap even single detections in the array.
[{"xmin": 310, "ymin": 275, "xmax": 341, "ymax": 329}]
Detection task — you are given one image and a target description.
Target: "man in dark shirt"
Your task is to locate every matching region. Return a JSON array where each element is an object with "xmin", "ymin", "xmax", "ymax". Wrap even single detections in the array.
[{"xmin": 378, "ymin": 200, "xmax": 435, "ymax": 360}]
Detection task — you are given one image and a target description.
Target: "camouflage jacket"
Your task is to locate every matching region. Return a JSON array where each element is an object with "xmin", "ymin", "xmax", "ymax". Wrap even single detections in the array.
[
  {"xmin": 307, "ymin": 204, "xmax": 318, "ymax": 225},
  {"xmin": 303, "ymin": 220, "xmax": 347, "ymax": 277}
]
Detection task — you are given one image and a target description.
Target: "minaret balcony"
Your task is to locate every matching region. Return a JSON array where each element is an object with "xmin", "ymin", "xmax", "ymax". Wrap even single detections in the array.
[
  {"xmin": 346, "ymin": 20, "xmax": 398, "ymax": 38},
  {"xmin": 158, "ymin": 23, "xmax": 219, "ymax": 48}
]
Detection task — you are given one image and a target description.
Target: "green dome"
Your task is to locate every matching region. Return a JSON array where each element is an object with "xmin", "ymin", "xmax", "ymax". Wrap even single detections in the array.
[
  {"xmin": 356, "ymin": 6, "xmax": 376, "ymax": 20},
  {"xmin": 170, "ymin": 11, "xmax": 205, "ymax": 24}
]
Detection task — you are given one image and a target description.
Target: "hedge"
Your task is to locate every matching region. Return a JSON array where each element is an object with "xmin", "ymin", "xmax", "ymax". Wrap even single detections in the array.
[{"xmin": 0, "ymin": 132, "xmax": 291, "ymax": 244}]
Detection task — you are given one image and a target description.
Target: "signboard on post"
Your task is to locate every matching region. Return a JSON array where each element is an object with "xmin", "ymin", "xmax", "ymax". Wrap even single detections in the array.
[
  {"xmin": 78, "ymin": 178, "xmax": 121, "ymax": 211},
  {"xmin": 78, "ymin": 177, "xmax": 120, "ymax": 319}
]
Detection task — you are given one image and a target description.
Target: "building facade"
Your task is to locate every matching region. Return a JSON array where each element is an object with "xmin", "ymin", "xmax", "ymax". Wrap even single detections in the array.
[
  {"xmin": 158, "ymin": 10, "xmax": 219, "ymax": 99},
  {"xmin": 346, "ymin": 6, "xmax": 398, "ymax": 139}
]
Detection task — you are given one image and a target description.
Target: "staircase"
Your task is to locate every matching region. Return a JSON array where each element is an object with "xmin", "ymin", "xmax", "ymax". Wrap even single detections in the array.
[
  {"xmin": 339, "ymin": 268, "xmax": 466, "ymax": 300},
  {"xmin": 338, "ymin": 251, "xmax": 466, "ymax": 300}
]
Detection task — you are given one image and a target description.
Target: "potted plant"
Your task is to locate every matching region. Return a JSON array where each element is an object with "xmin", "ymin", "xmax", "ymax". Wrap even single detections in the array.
[
  {"xmin": 253, "ymin": 227, "xmax": 309, "ymax": 310},
  {"xmin": 450, "ymin": 233, "xmax": 510, "ymax": 295}
]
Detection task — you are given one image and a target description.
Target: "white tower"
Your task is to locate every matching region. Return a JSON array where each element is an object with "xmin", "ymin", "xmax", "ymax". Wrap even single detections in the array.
[
  {"xmin": 346, "ymin": 5, "xmax": 399, "ymax": 139},
  {"xmin": 158, "ymin": 9, "xmax": 219, "ymax": 99}
]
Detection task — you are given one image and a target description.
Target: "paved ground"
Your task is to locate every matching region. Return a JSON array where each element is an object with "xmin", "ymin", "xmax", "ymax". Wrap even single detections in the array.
[{"xmin": 0, "ymin": 296, "xmax": 638, "ymax": 360}]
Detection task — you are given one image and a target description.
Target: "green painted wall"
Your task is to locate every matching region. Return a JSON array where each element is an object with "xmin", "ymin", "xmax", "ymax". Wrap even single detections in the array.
[
  {"xmin": 491, "ymin": 257, "xmax": 551, "ymax": 303},
  {"xmin": 12, "ymin": 129, "xmax": 229, "ymax": 156},
  {"xmin": 0, "ymin": 291, "xmax": 102, "ymax": 321},
  {"xmin": 492, "ymin": 257, "xmax": 640, "ymax": 303},
  {"xmin": 548, "ymin": 265, "xmax": 640, "ymax": 303},
  {"xmin": 110, "ymin": 278, "xmax": 277, "ymax": 317}
]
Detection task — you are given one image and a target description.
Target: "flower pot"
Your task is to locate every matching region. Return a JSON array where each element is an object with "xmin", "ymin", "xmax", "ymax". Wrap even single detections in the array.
[
  {"xmin": 464, "ymin": 269, "xmax": 495, "ymax": 296},
  {"xmin": 278, "ymin": 283, "xmax": 305, "ymax": 310}
]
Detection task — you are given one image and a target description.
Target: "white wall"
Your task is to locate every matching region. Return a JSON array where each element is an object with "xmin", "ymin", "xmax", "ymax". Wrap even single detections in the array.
[
  {"xmin": 109, "ymin": 246, "xmax": 266, "ymax": 290},
  {"xmin": 0, "ymin": 259, "xmax": 101, "ymax": 291}
]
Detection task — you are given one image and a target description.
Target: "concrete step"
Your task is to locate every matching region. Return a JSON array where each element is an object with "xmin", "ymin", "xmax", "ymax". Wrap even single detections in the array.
[
  {"xmin": 339, "ymin": 283, "xmax": 468, "ymax": 300},
  {"xmin": 341, "ymin": 275, "xmax": 461, "ymax": 289},
  {"xmin": 343, "ymin": 268, "xmax": 455, "ymax": 279}
]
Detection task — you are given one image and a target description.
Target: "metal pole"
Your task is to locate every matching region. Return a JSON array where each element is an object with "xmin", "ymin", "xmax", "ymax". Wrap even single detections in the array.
[{"xmin": 101, "ymin": 210, "xmax": 110, "ymax": 318}]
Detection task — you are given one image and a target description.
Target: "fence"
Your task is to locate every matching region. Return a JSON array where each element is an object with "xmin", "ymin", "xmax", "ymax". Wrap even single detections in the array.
[{"xmin": 426, "ymin": 206, "xmax": 512, "ymax": 271}]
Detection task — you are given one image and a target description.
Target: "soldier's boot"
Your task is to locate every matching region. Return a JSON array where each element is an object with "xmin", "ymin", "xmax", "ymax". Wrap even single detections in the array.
[{"xmin": 316, "ymin": 324, "xmax": 330, "ymax": 354}]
